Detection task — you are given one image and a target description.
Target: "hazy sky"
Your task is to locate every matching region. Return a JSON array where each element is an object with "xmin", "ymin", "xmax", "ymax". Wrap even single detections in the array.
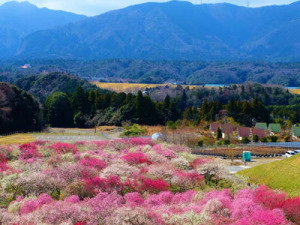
[{"xmin": 0, "ymin": 0, "xmax": 297, "ymax": 16}]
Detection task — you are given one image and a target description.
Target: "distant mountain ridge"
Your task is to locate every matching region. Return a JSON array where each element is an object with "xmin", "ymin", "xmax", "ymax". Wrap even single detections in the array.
[
  {"xmin": 14, "ymin": 1, "xmax": 300, "ymax": 61},
  {"xmin": 1, "ymin": 1, "xmax": 300, "ymax": 61},
  {"xmin": 0, "ymin": 1, "xmax": 87, "ymax": 58}
]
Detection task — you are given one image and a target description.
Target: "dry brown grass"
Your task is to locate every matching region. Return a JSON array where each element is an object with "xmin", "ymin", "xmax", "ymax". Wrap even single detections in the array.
[
  {"xmin": 92, "ymin": 82, "xmax": 200, "ymax": 93},
  {"xmin": 289, "ymin": 89, "xmax": 300, "ymax": 95},
  {"xmin": 96, "ymin": 126, "xmax": 118, "ymax": 132},
  {"xmin": 140, "ymin": 125, "xmax": 164, "ymax": 136},
  {"xmin": 0, "ymin": 134, "xmax": 36, "ymax": 145}
]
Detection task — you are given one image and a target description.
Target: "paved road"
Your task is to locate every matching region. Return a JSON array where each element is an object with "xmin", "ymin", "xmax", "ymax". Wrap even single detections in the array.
[{"xmin": 225, "ymin": 165, "xmax": 251, "ymax": 173}]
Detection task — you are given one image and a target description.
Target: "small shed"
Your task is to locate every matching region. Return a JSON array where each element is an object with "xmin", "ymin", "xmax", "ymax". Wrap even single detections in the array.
[
  {"xmin": 292, "ymin": 127, "xmax": 300, "ymax": 139},
  {"xmin": 269, "ymin": 123, "xmax": 281, "ymax": 135},
  {"xmin": 255, "ymin": 122, "xmax": 268, "ymax": 131}
]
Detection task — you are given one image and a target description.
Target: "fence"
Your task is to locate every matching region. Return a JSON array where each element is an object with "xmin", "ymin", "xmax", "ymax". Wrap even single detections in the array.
[{"xmin": 192, "ymin": 145, "xmax": 287, "ymax": 158}]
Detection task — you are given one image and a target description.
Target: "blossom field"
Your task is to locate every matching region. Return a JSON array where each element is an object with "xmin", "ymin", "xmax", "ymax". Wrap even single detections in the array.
[{"xmin": 0, "ymin": 138, "xmax": 299, "ymax": 224}]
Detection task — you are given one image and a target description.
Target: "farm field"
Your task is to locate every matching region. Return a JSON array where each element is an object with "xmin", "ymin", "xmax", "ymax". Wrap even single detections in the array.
[
  {"xmin": 91, "ymin": 82, "xmax": 201, "ymax": 93},
  {"xmin": 238, "ymin": 154, "xmax": 300, "ymax": 197},
  {"xmin": 289, "ymin": 89, "xmax": 300, "ymax": 95},
  {"xmin": 0, "ymin": 138, "xmax": 300, "ymax": 224},
  {"xmin": 0, "ymin": 127, "xmax": 123, "ymax": 144},
  {"xmin": 0, "ymin": 134, "xmax": 36, "ymax": 145}
]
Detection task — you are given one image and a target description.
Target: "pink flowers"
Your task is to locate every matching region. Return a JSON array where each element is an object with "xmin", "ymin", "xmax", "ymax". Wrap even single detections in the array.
[
  {"xmin": 0, "ymin": 139, "xmax": 299, "ymax": 224},
  {"xmin": 79, "ymin": 157, "xmax": 107, "ymax": 170},
  {"xmin": 121, "ymin": 152, "xmax": 152, "ymax": 165},
  {"xmin": 0, "ymin": 153, "xmax": 10, "ymax": 172},
  {"xmin": 20, "ymin": 193, "xmax": 53, "ymax": 214},
  {"xmin": 50, "ymin": 142, "xmax": 78, "ymax": 154},
  {"xmin": 18, "ymin": 143, "xmax": 42, "ymax": 162}
]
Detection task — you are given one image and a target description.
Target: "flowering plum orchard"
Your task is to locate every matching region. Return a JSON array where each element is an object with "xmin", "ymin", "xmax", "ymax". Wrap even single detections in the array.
[{"xmin": 0, "ymin": 138, "xmax": 299, "ymax": 224}]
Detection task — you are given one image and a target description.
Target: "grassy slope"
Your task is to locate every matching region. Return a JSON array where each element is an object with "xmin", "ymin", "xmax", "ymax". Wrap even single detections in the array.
[{"xmin": 238, "ymin": 154, "xmax": 300, "ymax": 197}]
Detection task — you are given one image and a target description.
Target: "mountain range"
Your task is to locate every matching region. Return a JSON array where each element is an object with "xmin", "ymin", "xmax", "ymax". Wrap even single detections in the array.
[
  {"xmin": 1, "ymin": 1, "xmax": 300, "ymax": 61},
  {"xmin": 0, "ymin": 1, "xmax": 86, "ymax": 58}
]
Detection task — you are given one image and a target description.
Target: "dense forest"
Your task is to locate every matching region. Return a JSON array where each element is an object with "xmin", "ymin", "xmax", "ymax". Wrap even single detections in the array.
[
  {"xmin": 1, "ymin": 73, "xmax": 300, "ymax": 133},
  {"xmin": 42, "ymin": 81, "xmax": 300, "ymax": 128},
  {"xmin": 1, "ymin": 59, "xmax": 300, "ymax": 86},
  {"xmin": 0, "ymin": 82, "xmax": 42, "ymax": 134}
]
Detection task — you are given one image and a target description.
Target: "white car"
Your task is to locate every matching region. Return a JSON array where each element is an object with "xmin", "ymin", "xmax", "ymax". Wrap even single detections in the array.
[
  {"xmin": 294, "ymin": 150, "xmax": 300, "ymax": 154},
  {"xmin": 284, "ymin": 151, "xmax": 295, "ymax": 158}
]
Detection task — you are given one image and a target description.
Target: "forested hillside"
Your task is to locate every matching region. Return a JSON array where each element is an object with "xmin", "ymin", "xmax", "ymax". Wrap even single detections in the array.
[
  {"xmin": 14, "ymin": 72, "xmax": 104, "ymax": 102},
  {"xmin": 1, "ymin": 60, "xmax": 300, "ymax": 86},
  {"xmin": 16, "ymin": 1, "xmax": 300, "ymax": 61},
  {"xmin": 0, "ymin": 82, "xmax": 42, "ymax": 134}
]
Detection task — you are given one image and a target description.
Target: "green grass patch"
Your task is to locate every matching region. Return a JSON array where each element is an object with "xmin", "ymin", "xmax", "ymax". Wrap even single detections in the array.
[{"xmin": 238, "ymin": 154, "xmax": 300, "ymax": 197}]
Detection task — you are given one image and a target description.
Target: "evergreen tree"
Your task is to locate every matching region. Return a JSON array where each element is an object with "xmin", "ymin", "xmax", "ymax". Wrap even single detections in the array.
[{"xmin": 44, "ymin": 92, "xmax": 73, "ymax": 127}]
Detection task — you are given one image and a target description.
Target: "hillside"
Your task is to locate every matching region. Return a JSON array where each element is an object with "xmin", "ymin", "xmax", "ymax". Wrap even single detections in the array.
[
  {"xmin": 0, "ymin": 1, "xmax": 87, "ymax": 57},
  {"xmin": 16, "ymin": 1, "xmax": 300, "ymax": 61},
  {"xmin": 14, "ymin": 72, "xmax": 103, "ymax": 102},
  {"xmin": 0, "ymin": 82, "xmax": 42, "ymax": 133},
  {"xmin": 2, "ymin": 59, "xmax": 300, "ymax": 86},
  {"xmin": 238, "ymin": 154, "xmax": 300, "ymax": 197}
]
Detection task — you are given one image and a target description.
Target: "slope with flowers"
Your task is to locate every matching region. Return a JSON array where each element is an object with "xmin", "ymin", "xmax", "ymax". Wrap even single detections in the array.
[{"xmin": 0, "ymin": 138, "xmax": 299, "ymax": 224}]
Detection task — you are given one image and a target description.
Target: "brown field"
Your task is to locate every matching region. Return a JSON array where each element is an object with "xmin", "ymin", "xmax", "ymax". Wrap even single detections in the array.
[
  {"xmin": 91, "ymin": 82, "xmax": 201, "ymax": 93},
  {"xmin": 0, "ymin": 134, "xmax": 36, "ymax": 145},
  {"xmin": 289, "ymin": 89, "xmax": 300, "ymax": 95}
]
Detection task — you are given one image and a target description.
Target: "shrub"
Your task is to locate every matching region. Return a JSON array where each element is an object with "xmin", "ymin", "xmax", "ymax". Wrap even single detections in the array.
[
  {"xmin": 253, "ymin": 135, "xmax": 259, "ymax": 143},
  {"xmin": 79, "ymin": 157, "xmax": 107, "ymax": 170},
  {"xmin": 50, "ymin": 142, "xmax": 78, "ymax": 154},
  {"xmin": 260, "ymin": 137, "xmax": 268, "ymax": 143},
  {"xmin": 269, "ymin": 136, "xmax": 278, "ymax": 142},
  {"xmin": 240, "ymin": 137, "xmax": 250, "ymax": 144},
  {"xmin": 282, "ymin": 197, "xmax": 300, "ymax": 223},
  {"xmin": 122, "ymin": 124, "xmax": 147, "ymax": 137},
  {"xmin": 121, "ymin": 152, "xmax": 152, "ymax": 165}
]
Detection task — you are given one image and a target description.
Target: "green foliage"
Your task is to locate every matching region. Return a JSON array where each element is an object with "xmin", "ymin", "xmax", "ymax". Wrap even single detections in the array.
[
  {"xmin": 166, "ymin": 121, "xmax": 177, "ymax": 130},
  {"xmin": 14, "ymin": 72, "xmax": 101, "ymax": 103},
  {"xmin": 197, "ymin": 140, "xmax": 203, "ymax": 147},
  {"xmin": 284, "ymin": 135, "xmax": 291, "ymax": 142},
  {"xmin": 216, "ymin": 127, "xmax": 222, "ymax": 140},
  {"xmin": 269, "ymin": 136, "xmax": 278, "ymax": 142},
  {"xmin": 0, "ymin": 82, "xmax": 43, "ymax": 134},
  {"xmin": 44, "ymin": 92, "xmax": 73, "ymax": 127},
  {"xmin": 241, "ymin": 137, "xmax": 250, "ymax": 144},
  {"xmin": 260, "ymin": 137, "xmax": 268, "ymax": 143},
  {"xmin": 122, "ymin": 124, "xmax": 147, "ymax": 137},
  {"xmin": 216, "ymin": 140, "xmax": 230, "ymax": 146},
  {"xmin": 253, "ymin": 135, "xmax": 259, "ymax": 143}
]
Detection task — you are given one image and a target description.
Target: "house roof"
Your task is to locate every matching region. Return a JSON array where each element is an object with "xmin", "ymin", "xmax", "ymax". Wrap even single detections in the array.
[
  {"xmin": 237, "ymin": 127, "xmax": 251, "ymax": 138},
  {"xmin": 221, "ymin": 124, "xmax": 234, "ymax": 134},
  {"xmin": 210, "ymin": 123, "xmax": 221, "ymax": 132},
  {"xmin": 252, "ymin": 128, "xmax": 266, "ymax": 138},
  {"xmin": 255, "ymin": 123, "xmax": 268, "ymax": 131},
  {"xmin": 269, "ymin": 123, "xmax": 281, "ymax": 133},
  {"xmin": 292, "ymin": 127, "xmax": 300, "ymax": 137}
]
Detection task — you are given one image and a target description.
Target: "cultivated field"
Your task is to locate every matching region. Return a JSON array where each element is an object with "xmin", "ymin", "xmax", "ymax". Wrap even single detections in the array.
[
  {"xmin": 92, "ymin": 82, "xmax": 201, "ymax": 93},
  {"xmin": 289, "ymin": 89, "xmax": 300, "ymax": 95},
  {"xmin": 0, "ymin": 134, "xmax": 36, "ymax": 145}
]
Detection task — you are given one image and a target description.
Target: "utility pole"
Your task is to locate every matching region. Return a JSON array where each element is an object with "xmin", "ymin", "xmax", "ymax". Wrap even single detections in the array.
[{"xmin": 247, "ymin": 0, "xmax": 249, "ymax": 7}]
